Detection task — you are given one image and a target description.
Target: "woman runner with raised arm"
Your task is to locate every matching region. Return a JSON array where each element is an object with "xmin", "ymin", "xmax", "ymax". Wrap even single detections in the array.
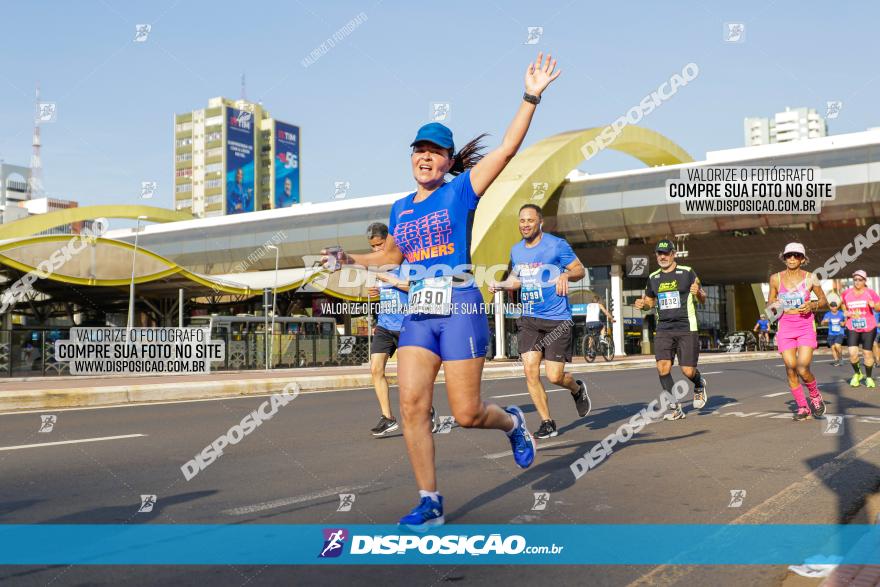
[{"xmin": 323, "ymin": 54, "xmax": 561, "ymax": 528}]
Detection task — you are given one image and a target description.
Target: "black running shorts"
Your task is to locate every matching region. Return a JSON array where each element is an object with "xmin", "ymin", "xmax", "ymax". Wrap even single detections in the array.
[
  {"xmin": 847, "ymin": 330, "xmax": 875, "ymax": 350},
  {"xmin": 517, "ymin": 316, "xmax": 574, "ymax": 363},
  {"xmin": 371, "ymin": 326, "xmax": 400, "ymax": 356},
  {"xmin": 654, "ymin": 330, "xmax": 700, "ymax": 367}
]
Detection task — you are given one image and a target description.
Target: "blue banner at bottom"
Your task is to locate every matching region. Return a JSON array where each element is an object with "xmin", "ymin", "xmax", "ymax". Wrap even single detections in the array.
[{"xmin": 0, "ymin": 525, "xmax": 877, "ymax": 565}]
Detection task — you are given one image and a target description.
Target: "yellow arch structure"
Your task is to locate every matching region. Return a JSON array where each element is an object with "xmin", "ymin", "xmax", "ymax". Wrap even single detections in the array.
[
  {"xmin": 471, "ymin": 126, "xmax": 694, "ymax": 298},
  {"xmin": 0, "ymin": 205, "xmax": 193, "ymax": 240}
]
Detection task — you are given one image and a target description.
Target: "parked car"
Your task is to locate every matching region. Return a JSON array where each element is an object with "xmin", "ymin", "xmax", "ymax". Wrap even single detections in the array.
[{"xmin": 719, "ymin": 331, "xmax": 758, "ymax": 353}]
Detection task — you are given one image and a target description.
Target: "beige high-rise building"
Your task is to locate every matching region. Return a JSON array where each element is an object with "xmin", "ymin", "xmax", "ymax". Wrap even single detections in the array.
[{"xmin": 173, "ymin": 97, "xmax": 300, "ymax": 218}]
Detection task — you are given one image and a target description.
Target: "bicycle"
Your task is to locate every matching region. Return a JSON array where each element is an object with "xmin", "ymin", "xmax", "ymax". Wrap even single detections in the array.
[
  {"xmin": 583, "ymin": 330, "xmax": 615, "ymax": 363},
  {"xmin": 757, "ymin": 331, "xmax": 770, "ymax": 351}
]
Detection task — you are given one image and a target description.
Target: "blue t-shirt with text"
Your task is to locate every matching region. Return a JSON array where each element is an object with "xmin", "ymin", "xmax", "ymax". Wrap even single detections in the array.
[
  {"xmin": 510, "ymin": 233, "xmax": 578, "ymax": 321},
  {"xmin": 377, "ymin": 267, "xmax": 406, "ymax": 332},
  {"xmin": 388, "ymin": 170, "xmax": 478, "ymax": 289},
  {"xmin": 823, "ymin": 310, "xmax": 845, "ymax": 335}
]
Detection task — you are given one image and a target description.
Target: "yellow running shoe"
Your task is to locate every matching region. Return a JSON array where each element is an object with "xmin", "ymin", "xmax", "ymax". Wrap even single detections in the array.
[
  {"xmin": 850, "ymin": 373, "xmax": 863, "ymax": 387},
  {"xmin": 867, "ymin": 378, "xmax": 876, "ymax": 389}
]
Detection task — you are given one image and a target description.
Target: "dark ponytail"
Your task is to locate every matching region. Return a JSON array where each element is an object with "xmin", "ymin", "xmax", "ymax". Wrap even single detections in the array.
[{"xmin": 448, "ymin": 133, "xmax": 489, "ymax": 176}]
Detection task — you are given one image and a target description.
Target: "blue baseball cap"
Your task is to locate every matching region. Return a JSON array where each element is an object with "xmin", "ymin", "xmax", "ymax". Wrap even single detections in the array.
[{"xmin": 410, "ymin": 122, "xmax": 454, "ymax": 152}]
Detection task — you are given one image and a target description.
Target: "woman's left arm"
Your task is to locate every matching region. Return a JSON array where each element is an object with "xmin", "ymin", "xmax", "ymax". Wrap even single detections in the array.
[
  {"xmin": 470, "ymin": 53, "xmax": 561, "ymax": 196},
  {"xmin": 811, "ymin": 280, "xmax": 828, "ymax": 312}
]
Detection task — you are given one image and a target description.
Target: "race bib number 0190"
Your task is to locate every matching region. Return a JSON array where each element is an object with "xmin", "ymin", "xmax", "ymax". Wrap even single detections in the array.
[
  {"xmin": 408, "ymin": 277, "xmax": 452, "ymax": 315},
  {"xmin": 658, "ymin": 291, "xmax": 681, "ymax": 310},
  {"xmin": 852, "ymin": 318, "xmax": 867, "ymax": 330}
]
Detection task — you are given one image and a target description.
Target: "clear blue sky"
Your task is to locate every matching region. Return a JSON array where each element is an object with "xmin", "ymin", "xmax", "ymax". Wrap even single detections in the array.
[{"xmin": 1, "ymin": 0, "xmax": 877, "ymax": 209}]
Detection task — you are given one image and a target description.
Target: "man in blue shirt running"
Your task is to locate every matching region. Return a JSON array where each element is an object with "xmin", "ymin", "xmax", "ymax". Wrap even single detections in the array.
[
  {"xmin": 490, "ymin": 204, "xmax": 590, "ymax": 439},
  {"xmin": 821, "ymin": 301, "xmax": 846, "ymax": 367},
  {"xmin": 365, "ymin": 223, "xmax": 438, "ymax": 437}
]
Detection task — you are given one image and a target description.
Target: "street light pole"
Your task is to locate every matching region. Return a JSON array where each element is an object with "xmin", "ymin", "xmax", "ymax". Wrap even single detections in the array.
[
  {"xmin": 127, "ymin": 215, "xmax": 148, "ymax": 330},
  {"xmin": 267, "ymin": 245, "xmax": 280, "ymax": 371}
]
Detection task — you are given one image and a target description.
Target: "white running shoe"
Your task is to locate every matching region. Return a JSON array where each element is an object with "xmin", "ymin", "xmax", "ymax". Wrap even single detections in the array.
[{"xmin": 693, "ymin": 377, "xmax": 708, "ymax": 410}]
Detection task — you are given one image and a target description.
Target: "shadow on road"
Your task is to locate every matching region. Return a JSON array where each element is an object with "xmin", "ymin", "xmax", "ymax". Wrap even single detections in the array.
[
  {"xmin": 448, "ymin": 426, "xmax": 706, "ymax": 522},
  {"xmin": 41, "ymin": 490, "xmax": 217, "ymax": 524},
  {"xmin": 803, "ymin": 379, "xmax": 880, "ymax": 524},
  {"xmin": 0, "ymin": 499, "xmax": 44, "ymax": 517}
]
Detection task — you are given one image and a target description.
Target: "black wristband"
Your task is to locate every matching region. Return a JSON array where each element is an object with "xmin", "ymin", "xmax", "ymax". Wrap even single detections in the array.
[{"xmin": 523, "ymin": 92, "xmax": 541, "ymax": 105}]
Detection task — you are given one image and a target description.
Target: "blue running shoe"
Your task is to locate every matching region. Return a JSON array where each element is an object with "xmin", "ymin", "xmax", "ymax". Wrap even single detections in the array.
[
  {"xmin": 505, "ymin": 406, "xmax": 535, "ymax": 469},
  {"xmin": 398, "ymin": 496, "xmax": 444, "ymax": 531}
]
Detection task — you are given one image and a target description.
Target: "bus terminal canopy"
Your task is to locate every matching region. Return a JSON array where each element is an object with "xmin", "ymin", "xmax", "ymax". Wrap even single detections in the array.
[{"xmin": 0, "ymin": 234, "xmax": 376, "ymax": 301}]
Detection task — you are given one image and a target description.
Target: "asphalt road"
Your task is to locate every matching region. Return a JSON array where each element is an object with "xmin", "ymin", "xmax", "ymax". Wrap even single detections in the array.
[{"xmin": 0, "ymin": 355, "xmax": 879, "ymax": 586}]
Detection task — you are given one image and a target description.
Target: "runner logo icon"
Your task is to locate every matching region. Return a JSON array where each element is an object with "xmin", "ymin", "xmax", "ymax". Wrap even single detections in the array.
[
  {"xmin": 532, "ymin": 492, "xmax": 550, "ymax": 511},
  {"xmin": 38, "ymin": 415, "xmax": 57, "ymax": 433},
  {"xmin": 337, "ymin": 494, "xmax": 355, "ymax": 512},
  {"xmin": 728, "ymin": 489, "xmax": 746, "ymax": 508},
  {"xmin": 319, "ymin": 528, "xmax": 348, "ymax": 558},
  {"xmin": 138, "ymin": 495, "xmax": 157, "ymax": 513}
]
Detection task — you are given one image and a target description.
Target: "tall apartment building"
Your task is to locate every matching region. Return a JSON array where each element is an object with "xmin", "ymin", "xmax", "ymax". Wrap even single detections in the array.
[
  {"xmin": 173, "ymin": 97, "xmax": 300, "ymax": 218},
  {"xmin": 744, "ymin": 106, "xmax": 827, "ymax": 146}
]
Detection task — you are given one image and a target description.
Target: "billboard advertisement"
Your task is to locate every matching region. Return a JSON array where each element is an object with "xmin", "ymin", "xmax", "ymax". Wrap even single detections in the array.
[
  {"xmin": 273, "ymin": 120, "xmax": 300, "ymax": 208},
  {"xmin": 225, "ymin": 106, "xmax": 255, "ymax": 214}
]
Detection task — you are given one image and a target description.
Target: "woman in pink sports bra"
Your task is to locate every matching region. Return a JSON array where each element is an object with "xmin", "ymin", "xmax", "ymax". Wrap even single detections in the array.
[{"xmin": 767, "ymin": 242, "xmax": 829, "ymax": 421}]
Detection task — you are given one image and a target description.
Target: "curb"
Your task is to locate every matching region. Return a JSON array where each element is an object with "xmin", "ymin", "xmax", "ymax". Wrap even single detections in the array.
[{"xmin": 0, "ymin": 351, "xmax": 814, "ymax": 412}]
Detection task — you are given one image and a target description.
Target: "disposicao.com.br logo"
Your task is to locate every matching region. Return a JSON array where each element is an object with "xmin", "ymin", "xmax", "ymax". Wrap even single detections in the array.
[{"xmin": 319, "ymin": 528, "xmax": 563, "ymax": 557}]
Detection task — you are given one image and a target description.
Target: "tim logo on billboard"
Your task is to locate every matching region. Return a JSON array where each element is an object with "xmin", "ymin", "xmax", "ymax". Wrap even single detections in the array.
[
  {"xmin": 229, "ymin": 110, "xmax": 252, "ymax": 131},
  {"xmin": 318, "ymin": 528, "xmax": 348, "ymax": 558}
]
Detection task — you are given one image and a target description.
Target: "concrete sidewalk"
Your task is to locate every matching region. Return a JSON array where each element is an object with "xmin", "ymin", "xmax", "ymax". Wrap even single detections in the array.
[
  {"xmin": 0, "ymin": 350, "xmax": 810, "ymax": 412},
  {"xmin": 782, "ymin": 492, "xmax": 880, "ymax": 587}
]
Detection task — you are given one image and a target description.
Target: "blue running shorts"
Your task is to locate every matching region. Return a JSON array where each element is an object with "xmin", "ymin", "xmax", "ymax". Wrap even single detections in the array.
[{"xmin": 399, "ymin": 286, "xmax": 489, "ymax": 360}]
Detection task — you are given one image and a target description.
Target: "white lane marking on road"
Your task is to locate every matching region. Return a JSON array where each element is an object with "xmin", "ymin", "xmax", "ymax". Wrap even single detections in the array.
[
  {"xmin": 483, "ymin": 440, "xmax": 577, "ymax": 459},
  {"xmin": 762, "ymin": 391, "xmax": 790, "ymax": 398},
  {"xmin": 627, "ymin": 428, "xmax": 880, "ymax": 587},
  {"xmin": 774, "ymin": 361, "xmax": 835, "ymax": 366},
  {"xmin": 221, "ymin": 484, "xmax": 373, "ymax": 516},
  {"xmin": 490, "ymin": 389, "xmax": 563, "ymax": 399},
  {"xmin": 0, "ymin": 434, "xmax": 146, "ymax": 452},
  {"xmin": 700, "ymin": 371, "xmax": 723, "ymax": 375}
]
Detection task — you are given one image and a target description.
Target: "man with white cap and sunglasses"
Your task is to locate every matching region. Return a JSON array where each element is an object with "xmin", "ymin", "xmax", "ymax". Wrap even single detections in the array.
[
  {"xmin": 767, "ymin": 242, "xmax": 829, "ymax": 420},
  {"xmin": 840, "ymin": 269, "xmax": 880, "ymax": 388}
]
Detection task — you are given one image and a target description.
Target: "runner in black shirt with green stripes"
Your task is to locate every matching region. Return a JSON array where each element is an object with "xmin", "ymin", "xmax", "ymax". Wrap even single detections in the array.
[{"xmin": 634, "ymin": 239, "xmax": 708, "ymax": 420}]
